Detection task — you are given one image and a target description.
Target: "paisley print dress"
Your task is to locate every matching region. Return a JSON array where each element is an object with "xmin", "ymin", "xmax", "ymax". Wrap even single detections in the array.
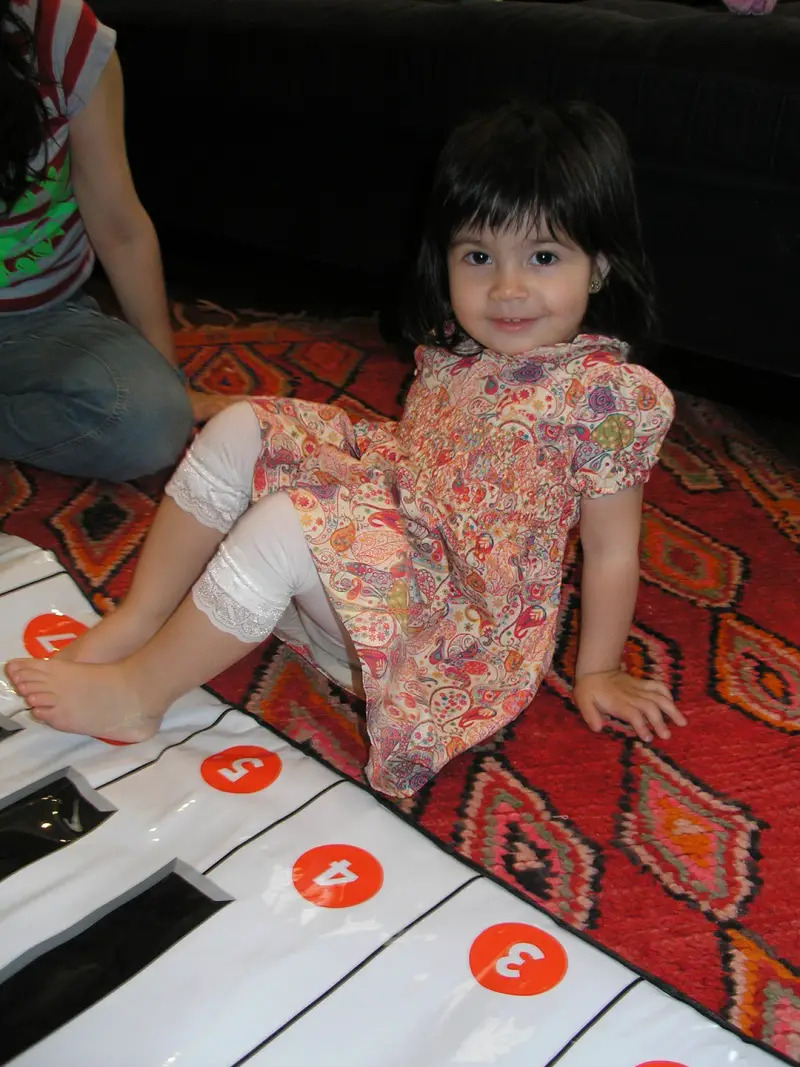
[{"xmin": 248, "ymin": 335, "xmax": 674, "ymax": 797}]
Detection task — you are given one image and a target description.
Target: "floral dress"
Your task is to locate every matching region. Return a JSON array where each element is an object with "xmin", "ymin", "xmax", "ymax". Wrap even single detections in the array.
[{"xmin": 248, "ymin": 334, "xmax": 674, "ymax": 798}]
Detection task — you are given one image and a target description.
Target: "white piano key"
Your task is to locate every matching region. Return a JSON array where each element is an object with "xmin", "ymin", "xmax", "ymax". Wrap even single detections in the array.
[
  {"xmin": 248, "ymin": 875, "xmax": 637, "ymax": 1067},
  {"xmin": 556, "ymin": 980, "xmax": 786, "ymax": 1066},
  {"xmin": 0, "ymin": 535, "xmax": 62, "ymax": 595}
]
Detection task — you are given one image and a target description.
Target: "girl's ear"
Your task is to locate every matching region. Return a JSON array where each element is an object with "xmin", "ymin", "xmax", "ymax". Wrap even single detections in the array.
[{"xmin": 594, "ymin": 253, "xmax": 610, "ymax": 281}]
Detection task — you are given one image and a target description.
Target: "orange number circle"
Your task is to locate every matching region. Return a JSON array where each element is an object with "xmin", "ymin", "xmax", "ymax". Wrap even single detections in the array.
[
  {"xmin": 200, "ymin": 745, "xmax": 282, "ymax": 793},
  {"xmin": 23, "ymin": 613, "xmax": 88, "ymax": 658},
  {"xmin": 635, "ymin": 1062, "xmax": 689, "ymax": 1067},
  {"xmin": 292, "ymin": 844, "xmax": 384, "ymax": 908},
  {"xmin": 469, "ymin": 922, "xmax": 568, "ymax": 996}
]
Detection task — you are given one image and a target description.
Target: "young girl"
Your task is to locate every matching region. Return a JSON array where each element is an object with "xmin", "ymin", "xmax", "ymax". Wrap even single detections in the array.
[{"xmin": 5, "ymin": 100, "xmax": 685, "ymax": 798}]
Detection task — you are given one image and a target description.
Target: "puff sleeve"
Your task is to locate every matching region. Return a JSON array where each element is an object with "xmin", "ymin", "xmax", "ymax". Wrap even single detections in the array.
[{"xmin": 566, "ymin": 357, "xmax": 674, "ymax": 498}]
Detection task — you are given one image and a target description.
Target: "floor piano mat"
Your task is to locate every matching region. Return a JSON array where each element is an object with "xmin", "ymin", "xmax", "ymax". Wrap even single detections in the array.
[{"xmin": 0, "ymin": 534, "xmax": 787, "ymax": 1067}]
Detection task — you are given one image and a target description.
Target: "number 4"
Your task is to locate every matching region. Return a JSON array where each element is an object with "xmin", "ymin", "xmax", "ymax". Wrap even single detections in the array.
[{"xmin": 313, "ymin": 860, "xmax": 359, "ymax": 887}]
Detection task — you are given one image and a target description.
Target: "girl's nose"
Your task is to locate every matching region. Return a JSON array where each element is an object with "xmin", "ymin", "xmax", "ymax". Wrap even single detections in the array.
[{"xmin": 489, "ymin": 267, "xmax": 528, "ymax": 302}]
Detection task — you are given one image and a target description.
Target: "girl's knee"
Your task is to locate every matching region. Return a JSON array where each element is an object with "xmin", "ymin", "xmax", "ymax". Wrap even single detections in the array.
[
  {"xmin": 191, "ymin": 400, "xmax": 261, "ymax": 489},
  {"xmin": 198, "ymin": 401, "xmax": 260, "ymax": 452},
  {"xmin": 215, "ymin": 399, "xmax": 259, "ymax": 430},
  {"xmin": 235, "ymin": 491, "xmax": 301, "ymax": 545},
  {"xmin": 226, "ymin": 493, "xmax": 347, "ymax": 653},
  {"xmin": 229, "ymin": 492, "xmax": 314, "ymax": 590}
]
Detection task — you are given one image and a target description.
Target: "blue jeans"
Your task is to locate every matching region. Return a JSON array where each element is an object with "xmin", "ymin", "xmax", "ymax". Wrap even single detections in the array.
[{"xmin": 0, "ymin": 292, "xmax": 193, "ymax": 481}]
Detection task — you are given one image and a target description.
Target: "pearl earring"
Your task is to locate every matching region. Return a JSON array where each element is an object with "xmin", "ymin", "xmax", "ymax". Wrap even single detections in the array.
[{"xmin": 589, "ymin": 278, "xmax": 602, "ymax": 294}]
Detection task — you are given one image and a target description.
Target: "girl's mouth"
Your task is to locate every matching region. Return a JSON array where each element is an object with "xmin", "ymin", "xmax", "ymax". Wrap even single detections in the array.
[{"xmin": 490, "ymin": 318, "xmax": 535, "ymax": 331}]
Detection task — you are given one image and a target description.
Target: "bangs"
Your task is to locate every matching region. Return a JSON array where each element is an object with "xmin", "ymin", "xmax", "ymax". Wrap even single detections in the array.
[
  {"xmin": 435, "ymin": 108, "xmax": 597, "ymax": 251},
  {"xmin": 453, "ymin": 197, "xmax": 571, "ymax": 246}
]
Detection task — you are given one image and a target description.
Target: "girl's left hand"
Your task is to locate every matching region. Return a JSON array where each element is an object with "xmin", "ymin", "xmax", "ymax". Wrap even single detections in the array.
[
  {"xmin": 572, "ymin": 669, "xmax": 687, "ymax": 742},
  {"xmin": 186, "ymin": 389, "xmax": 251, "ymax": 425}
]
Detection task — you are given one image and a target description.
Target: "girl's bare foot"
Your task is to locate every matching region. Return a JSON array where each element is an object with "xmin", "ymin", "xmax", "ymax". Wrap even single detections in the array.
[
  {"xmin": 4, "ymin": 657, "xmax": 166, "ymax": 743},
  {"xmin": 58, "ymin": 605, "xmax": 166, "ymax": 666}
]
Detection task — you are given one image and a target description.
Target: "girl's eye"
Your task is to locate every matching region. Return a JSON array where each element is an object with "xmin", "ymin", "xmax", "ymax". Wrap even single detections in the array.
[
  {"xmin": 464, "ymin": 251, "xmax": 491, "ymax": 266},
  {"xmin": 532, "ymin": 251, "xmax": 558, "ymax": 266}
]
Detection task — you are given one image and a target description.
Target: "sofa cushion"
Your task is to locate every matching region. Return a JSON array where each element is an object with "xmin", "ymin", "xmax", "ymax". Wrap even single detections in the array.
[{"xmin": 93, "ymin": 0, "xmax": 800, "ymax": 371}]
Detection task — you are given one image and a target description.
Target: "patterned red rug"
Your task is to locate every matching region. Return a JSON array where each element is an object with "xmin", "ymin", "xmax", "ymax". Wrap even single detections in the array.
[{"xmin": 2, "ymin": 304, "xmax": 798, "ymax": 1062}]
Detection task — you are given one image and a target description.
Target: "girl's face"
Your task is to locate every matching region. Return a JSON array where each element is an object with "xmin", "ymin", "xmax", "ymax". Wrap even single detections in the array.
[{"xmin": 447, "ymin": 223, "xmax": 605, "ymax": 356}]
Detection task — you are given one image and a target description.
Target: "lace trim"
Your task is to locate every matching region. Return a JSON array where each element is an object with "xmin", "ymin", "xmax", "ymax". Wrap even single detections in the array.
[
  {"xmin": 192, "ymin": 545, "xmax": 288, "ymax": 643},
  {"xmin": 165, "ymin": 448, "xmax": 250, "ymax": 534}
]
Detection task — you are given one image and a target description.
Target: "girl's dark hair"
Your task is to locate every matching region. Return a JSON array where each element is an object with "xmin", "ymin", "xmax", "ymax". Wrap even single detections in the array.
[
  {"xmin": 0, "ymin": 0, "xmax": 49, "ymax": 211},
  {"xmin": 404, "ymin": 99, "xmax": 657, "ymax": 351}
]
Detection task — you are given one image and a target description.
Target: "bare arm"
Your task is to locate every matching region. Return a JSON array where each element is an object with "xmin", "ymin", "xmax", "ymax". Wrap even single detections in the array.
[
  {"xmin": 575, "ymin": 485, "xmax": 642, "ymax": 678},
  {"xmin": 68, "ymin": 52, "xmax": 176, "ymax": 365},
  {"xmin": 573, "ymin": 486, "xmax": 686, "ymax": 741}
]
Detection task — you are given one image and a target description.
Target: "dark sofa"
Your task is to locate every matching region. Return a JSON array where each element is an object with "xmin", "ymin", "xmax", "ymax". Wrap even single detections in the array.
[{"xmin": 93, "ymin": 0, "xmax": 800, "ymax": 377}]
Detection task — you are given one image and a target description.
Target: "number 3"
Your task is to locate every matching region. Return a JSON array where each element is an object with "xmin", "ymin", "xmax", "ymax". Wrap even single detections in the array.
[{"xmin": 496, "ymin": 942, "xmax": 545, "ymax": 978}]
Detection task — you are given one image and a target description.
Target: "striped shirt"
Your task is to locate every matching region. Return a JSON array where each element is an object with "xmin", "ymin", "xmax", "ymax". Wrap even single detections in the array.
[{"xmin": 0, "ymin": 0, "xmax": 115, "ymax": 312}]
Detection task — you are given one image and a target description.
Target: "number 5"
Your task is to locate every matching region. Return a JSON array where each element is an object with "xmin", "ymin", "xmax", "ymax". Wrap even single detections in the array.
[{"xmin": 218, "ymin": 757, "xmax": 265, "ymax": 783}]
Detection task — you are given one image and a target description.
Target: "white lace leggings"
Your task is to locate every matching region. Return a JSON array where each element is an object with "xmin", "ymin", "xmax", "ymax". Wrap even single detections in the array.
[{"xmin": 164, "ymin": 401, "xmax": 353, "ymax": 657}]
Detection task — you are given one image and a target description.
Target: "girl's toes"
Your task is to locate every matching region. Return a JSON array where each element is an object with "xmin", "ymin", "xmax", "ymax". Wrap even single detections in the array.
[
  {"xmin": 27, "ymin": 691, "xmax": 56, "ymax": 709},
  {"xmin": 6, "ymin": 656, "xmax": 32, "ymax": 675},
  {"xmin": 8, "ymin": 673, "xmax": 44, "ymax": 696},
  {"xmin": 30, "ymin": 706, "xmax": 56, "ymax": 724},
  {"xmin": 6, "ymin": 665, "xmax": 42, "ymax": 687},
  {"xmin": 20, "ymin": 670, "xmax": 47, "ymax": 686}
]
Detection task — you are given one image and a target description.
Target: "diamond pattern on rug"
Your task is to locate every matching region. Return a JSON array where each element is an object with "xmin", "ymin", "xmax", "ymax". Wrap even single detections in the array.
[
  {"xmin": 0, "ymin": 464, "xmax": 32, "ymax": 520},
  {"xmin": 722, "ymin": 926, "xmax": 800, "ymax": 1061},
  {"xmin": 453, "ymin": 753, "xmax": 602, "ymax": 929},
  {"xmin": 721, "ymin": 436, "xmax": 800, "ymax": 548},
  {"xmin": 659, "ymin": 428, "xmax": 726, "ymax": 493},
  {"xmin": 641, "ymin": 504, "xmax": 747, "ymax": 607},
  {"xmin": 617, "ymin": 742, "xmax": 765, "ymax": 923},
  {"xmin": 288, "ymin": 340, "xmax": 363, "ymax": 387},
  {"xmin": 1, "ymin": 306, "xmax": 797, "ymax": 1062},
  {"xmin": 50, "ymin": 482, "xmax": 155, "ymax": 586},
  {"xmin": 189, "ymin": 343, "xmax": 292, "ymax": 397},
  {"xmin": 711, "ymin": 612, "xmax": 800, "ymax": 734}
]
